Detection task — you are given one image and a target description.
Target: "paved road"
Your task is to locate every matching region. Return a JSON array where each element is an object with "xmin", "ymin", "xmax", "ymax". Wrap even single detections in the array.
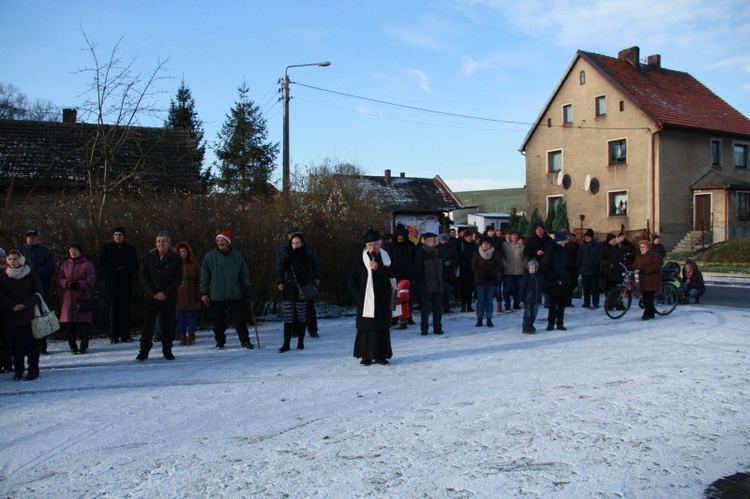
[{"xmin": 701, "ymin": 283, "xmax": 750, "ymax": 309}]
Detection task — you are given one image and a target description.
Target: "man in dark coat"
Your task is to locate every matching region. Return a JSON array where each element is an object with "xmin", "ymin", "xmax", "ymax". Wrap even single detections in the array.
[
  {"xmin": 576, "ymin": 229, "xmax": 601, "ymax": 309},
  {"xmin": 436, "ymin": 233, "xmax": 459, "ymax": 313},
  {"xmin": 414, "ymin": 232, "xmax": 444, "ymax": 335},
  {"xmin": 458, "ymin": 230, "xmax": 477, "ymax": 312},
  {"xmin": 600, "ymin": 233, "xmax": 625, "ymax": 310},
  {"xmin": 524, "ymin": 222, "xmax": 552, "ymax": 261},
  {"xmin": 385, "ymin": 224, "xmax": 416, "ymax": 324},
  {"xmin": 137, "ymin": 231, "xmax": 182, "ymax": 361},
  {"xmin": 19, "ymin": 229, "xmax": 55, "ymax": 355},
  {"xmin": 564, "ymin": 232, "xmax": 580, "ymax": 307},
  {"xmin": 99, "ymin": 227, "xmax": 139, "ymax": 343},
  {"xmin": 348, "ymin": 229, "xmax": 395, "ymax": 366},
  {"xmin": 541, "ymin": 231, "xmax": 570, "ymax": 331}
]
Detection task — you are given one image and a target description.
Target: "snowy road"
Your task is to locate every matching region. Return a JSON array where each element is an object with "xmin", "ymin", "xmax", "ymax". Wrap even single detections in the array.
[{"xmin": 1, "ymin": 302, "xmax": 748, "ymax": 497}]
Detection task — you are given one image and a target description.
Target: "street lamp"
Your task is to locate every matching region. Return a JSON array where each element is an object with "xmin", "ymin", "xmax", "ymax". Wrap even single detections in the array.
[
  {"xmin": 282, "ymin": 61, "xmax": 331, "ymax": 193},
  {"xmin": 579, "ymin": 214, "xmax": 585, "ymax": 237}
]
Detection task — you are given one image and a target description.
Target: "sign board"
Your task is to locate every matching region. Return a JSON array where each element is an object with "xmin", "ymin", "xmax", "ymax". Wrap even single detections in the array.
[{"xmin": 394, "ymin": 214, "xmax": 440, "ymax": 244}]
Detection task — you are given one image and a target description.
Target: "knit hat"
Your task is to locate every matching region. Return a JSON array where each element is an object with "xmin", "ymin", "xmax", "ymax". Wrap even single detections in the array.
[
  {"xmin": 113, "ymin": 226, "xmax": 127, "ymax": 237},
  {"xmin": 526, "ymin": 258, "xmax": 538, "ymax": 270},
  {"xmin": 68, "ymin": 241, "xmax": 85, "ymax": 254},
  {"xmin": 534, "ymin": 222, "xmax": 545, "ymax": 231},
  {"xmin": 584, "ymin": 228, "xmax": 595, "ymax": 239},
  {"xmin": 438, "ymin": 233, "xmax": 450, "ymax": 242},
  {"xmin": 216, "ymin": 230, "xmax": 232, "ymax": 245},
  {"xmin": 286, "ymin": 226, "xmax": 301, "ymax": 235},
  {"xmin": 554, "ymin": 231, "xmax": 568, "ymax": 243},
  {"xmin": 363, "ymin": 228, "xmax": 382, "ymax": 243},
  {"xmin": 605, "ymin": 233, "xmax": 617, "ymax": 244}
]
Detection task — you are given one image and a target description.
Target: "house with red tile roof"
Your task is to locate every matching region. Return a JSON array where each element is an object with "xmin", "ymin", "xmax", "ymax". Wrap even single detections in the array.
[{"xmin": 520, "ymin": 46, "xmax": 750, "ymax": 251}]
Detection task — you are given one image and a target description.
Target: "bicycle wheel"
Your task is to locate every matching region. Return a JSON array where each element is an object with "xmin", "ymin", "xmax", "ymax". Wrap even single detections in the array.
[
  {"xmin": 605, "ymin": 286, "xmax": 631, "ymax": 319},
  {"xmin": 654, "ymin": 283, "xmax": 678, "ymax": 316}
]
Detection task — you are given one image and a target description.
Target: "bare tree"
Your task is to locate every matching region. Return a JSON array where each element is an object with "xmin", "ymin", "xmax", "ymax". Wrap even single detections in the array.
[
  {"xmin": 75, "ymin": 31, "xmax": 169, "ymax": 230},
  {"xmin": 0, "ymin": 82, "xmax": 58, "ymax": 121}
]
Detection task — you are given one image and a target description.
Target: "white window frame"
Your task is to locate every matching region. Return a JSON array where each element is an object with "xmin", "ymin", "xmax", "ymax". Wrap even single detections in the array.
[
  {"xmin": 711, "ymin": 138, "xmax": 722, "ymax": 167},
  {"xmin": 595, "ymin": 95, "xmax": 607, "ymax": 117},
  {"xmin": 608, "ymin": 190, "xmax": 629, "ymax": 217},
  {"xmin": 734, "ymin": 142, "xmax": 749, "ymax": 168},
  {"xmin": 562, "ymin": 104, "xmax": 573, "ymax": 124},
  {"xmin": 608, "ymin": 138, "xmax": 627, "ymax": 166},
  {"xmin": 547, "ymin": 149, "xmax": 563, "ymax": 174}
]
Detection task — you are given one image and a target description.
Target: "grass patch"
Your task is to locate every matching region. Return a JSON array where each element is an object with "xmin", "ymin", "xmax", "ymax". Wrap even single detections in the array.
[{"xmin": 667, "ymin": 237, "xmax": 750, "ymax": 275}]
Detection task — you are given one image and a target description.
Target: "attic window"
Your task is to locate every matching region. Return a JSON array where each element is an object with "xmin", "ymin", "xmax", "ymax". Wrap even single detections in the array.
[
  {"xmin": 562, "ymin": 104, "xmax": 573, "ymax": 124},
  {"xmin": 579, "ymin": 70, "xmax": 585, "ymax": 85},
  {"xmin": 619, "ymin": 101, "xmax": 625, "ymax": 112},
  {"xmin": 595, "ymin": 96, "xmax": 607, "ymax": 117}
]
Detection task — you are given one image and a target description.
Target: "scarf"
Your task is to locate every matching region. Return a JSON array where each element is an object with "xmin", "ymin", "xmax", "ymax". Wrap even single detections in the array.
[
  {"xmin": 6, "ymin": 264, "xmax": 31, "ymax": 280},
  {"xmin": 478, "ymin": 245, "xmax": 495, "ymax": 260},
  {"xmin": 362, "ymin": 248, "xmax": 391, "ymax": 318}
]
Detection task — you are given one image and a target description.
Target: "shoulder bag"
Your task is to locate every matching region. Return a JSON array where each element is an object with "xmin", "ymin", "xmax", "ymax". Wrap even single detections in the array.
[{"xmin": 32, "ymin": 293, "xmax": 61, "ymax": 339}]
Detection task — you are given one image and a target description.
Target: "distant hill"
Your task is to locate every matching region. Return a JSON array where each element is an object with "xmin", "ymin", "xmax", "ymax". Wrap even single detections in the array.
[{"xmin": 454, "ymin": 187, "xmax": 526, "ymax": 213}]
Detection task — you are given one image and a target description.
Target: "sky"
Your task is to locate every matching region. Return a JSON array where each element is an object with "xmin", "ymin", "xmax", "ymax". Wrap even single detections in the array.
[
  {"xmin": 0, "ymin": 279, "xmax": 749, "ymax": 496},
  {"xmin": 2, "ymin": 0, "xmax": 749, "ymax": 192}
]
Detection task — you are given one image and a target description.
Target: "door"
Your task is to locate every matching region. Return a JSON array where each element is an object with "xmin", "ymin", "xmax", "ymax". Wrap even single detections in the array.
[{"xmin": 694, "ymin": 194, "xmax": 711, "ymax": 231}]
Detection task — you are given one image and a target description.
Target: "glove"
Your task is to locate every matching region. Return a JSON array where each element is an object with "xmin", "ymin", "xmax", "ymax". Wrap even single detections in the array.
[
  {"xmin": 70, "ymin": 281, "xmax": 80, "ymax": 290},
  {"xmin": 519, "ymin": 301, "xmax": 525, "ymax": 308}
]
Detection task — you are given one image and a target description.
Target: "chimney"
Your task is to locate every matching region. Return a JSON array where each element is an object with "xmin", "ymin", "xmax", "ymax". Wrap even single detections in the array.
[
  {"xmin": 385, "ymin": 169, "xmax": 391, "ymax": 184},
  {"xmin": 399, "ymin": 172, "xmax": 405, "ymax": 178},
  {"xmin": 647, "ymin": 54, "xmax": 661, "ymax": 68},
  {"xmin": 618, "ymin": 46, "xmax": 640, "ymax": 68},
  {"xmin": 62, "ymin": 108, "xmax": 77, "ymax": 123}
]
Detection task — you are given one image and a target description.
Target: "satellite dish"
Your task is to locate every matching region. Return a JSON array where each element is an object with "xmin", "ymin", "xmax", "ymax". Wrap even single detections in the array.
[
  {"xmin": 562, "ymin": 174, "xmax": 571, "ymax": 189},
  {"xmin": 584, "ymin": 174, "xmax": 591, "ymax": 192},
  {"xmin": 556, "ymin": 171, "xmax": 564, "ymax": 186},
  {"xmin": 589, "ymin": 177, "xmax": 600, "ymax": 195}
]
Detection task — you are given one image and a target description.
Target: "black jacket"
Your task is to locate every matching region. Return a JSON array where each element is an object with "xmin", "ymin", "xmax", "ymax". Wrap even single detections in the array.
[
  {"xmin": 278, "ymin": 246, "xmax": 313, "ymax": 302},
  {"xmin": 139, "ymin": 249, "xmax": 183, "ymax": 303},
  {"xmin": 414, "ymin": 245, "xmax": 444, "ymax": 293},
  {"xmin": 99, "ymin": 241, "xmax": 139, "ymax": 296},
  {"xmin": 347, "ymin": 250, "xmax": 395, "ymax": 330},
  {"xmin": 541, "ymin": 243, "xmax": 569, "ymax": 297},
  {"xmin": 577, "ymin": 240, "xmax": 602, "ymax": 276}
]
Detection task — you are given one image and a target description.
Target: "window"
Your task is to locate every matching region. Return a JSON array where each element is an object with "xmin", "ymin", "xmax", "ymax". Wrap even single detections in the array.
[
  {"xmin": 547, "ymin": 195, "xmax": 563, "ymax": 214},
  {"xmin": 619, "ymin": 101, "xmax": 625, "ymax": 112},
  {"xmin": 609, "ymin": 191, "xmax": 628, "ymax": 217},
  {"xmin": 562, "ymin": 104, "xmax": 573, "ymax": 124},
  {"xmin": 608, "ymin": 139, "xmax": 627, "ymax": 165},
  {"xmin": 735, "ymin": 143, "xmax": 748, "ymax": 168},
  {"xmin": 739, "ymin": 192, "xmax": 750, "ymax": 219},
  {"xmin": 579, "ymin": 70, "xmax": 585, "ymax": 85},
  {"xmin": 711, "ymin": 139, "xmax": 722, "ymax": 167},
  {"xmin": 595, "ymin": 96, "xmax": 606, "ymax": 116},
  {"xmin": 547, "ymin": 149, "xmax": 562, "ymax": 173}
]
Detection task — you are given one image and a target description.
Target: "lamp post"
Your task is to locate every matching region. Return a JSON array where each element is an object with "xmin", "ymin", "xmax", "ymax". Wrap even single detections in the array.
[
  {"xmin": 282, "ymin": 61, "xmax": 331, "ymax": 194},
  {"xmin": 579, "ymin": 214, "xmax": 585, "ymax": 237}
]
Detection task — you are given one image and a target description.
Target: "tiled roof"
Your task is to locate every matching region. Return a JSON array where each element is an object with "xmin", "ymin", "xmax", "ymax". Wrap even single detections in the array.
[
  {"xmin": 350, "ymin": 174, "xmax": 464, "ymax": 212},
  {"xmin": 579, "ymin": 50, "xmax": 750, "ymax": 137},
  {"xmin": 0, "ymin": 119, "xmax": 201, "ymax": 191}
]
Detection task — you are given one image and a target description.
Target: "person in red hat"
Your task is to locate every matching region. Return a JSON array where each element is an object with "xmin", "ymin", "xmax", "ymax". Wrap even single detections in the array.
[{"xmin": 200, "ymin": 230, "xmax": 254, "ymax": 350}]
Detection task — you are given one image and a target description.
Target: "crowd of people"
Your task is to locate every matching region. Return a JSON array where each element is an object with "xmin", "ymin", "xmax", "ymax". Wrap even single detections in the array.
[{"xmin": 0, "ymin": 224, "xmax": 707, "ymax": 377}]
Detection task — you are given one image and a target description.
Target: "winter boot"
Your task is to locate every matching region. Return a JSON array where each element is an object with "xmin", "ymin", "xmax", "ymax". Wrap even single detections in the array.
[
  {"xmin": 486, "ymin": 318, "xmax": 494, "ymax": 327},
  {"xmin": 694, "ymin": 296, "xmax": 700, "ymax": 304},
  {"xmin": 496, "ymin": 302, "xmax": 502, "ymax": 313},
  {"xmin": 180, "ymin": 332, "xmax": 187, "ymax": 345},
  {"xmin": 475, "ymin": 317, "xmax": 483, "ymax": 327},
  {"xmin": 297, "ymin": 330, "xmax": 305, "ymax": 350},
  {"xmin": 279, "ymin": 328, "xmax": 292, "ymax": 353},
  {"xmin": 187, "ymin": 332, "xmax": 196, "ymax": 345},
  {"xmin": 396, "ymin": 322, "xmax": 407, "ymax": 330}
]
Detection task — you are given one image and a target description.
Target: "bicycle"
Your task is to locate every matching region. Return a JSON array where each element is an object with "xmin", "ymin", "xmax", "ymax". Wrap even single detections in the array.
[{"xmin": 605, "ymin": 263, "xmax": 679, "ymax": 319}]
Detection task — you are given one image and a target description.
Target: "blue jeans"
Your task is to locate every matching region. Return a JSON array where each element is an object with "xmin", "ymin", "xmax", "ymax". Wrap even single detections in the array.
[
  {"xmin": 420, "ymin": 292, "xmax": 443, "ymax": 334},
  {"xmin": 680, "ymin": 283, "xmax": 701, "ymax": 297},
  {"xmin": 523, "ymin": 301, "xmax": 538, "ymax": 328},
  {"xmin": 503, "ymin": 274, "xmax": 522, "ymax": 309},
  {"xmin": 475, "ymin": 284, "xmax": 495, "ymax": 319},
  {"xmin": 177, "ymin": 310, "xmax": 197, "ymax": 333},
  {"xmin": 442, "ymin": 282, "xmax": 453, "ymax": 311}
]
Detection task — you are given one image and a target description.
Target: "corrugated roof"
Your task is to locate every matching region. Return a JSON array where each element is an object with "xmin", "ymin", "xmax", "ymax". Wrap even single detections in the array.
[
  {"xmin": 0, "ymin": 119, "xmax": 201, "ymax": 191},
  {"xmin": 579, "ymin": 50, "xmax": 750, "ymax": 137}
]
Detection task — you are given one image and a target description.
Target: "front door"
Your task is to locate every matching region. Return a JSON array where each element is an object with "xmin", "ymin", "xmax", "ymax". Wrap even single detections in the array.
[{"xmin": 694, "ymin": 194, "xmax": 711, "ymax": 231}]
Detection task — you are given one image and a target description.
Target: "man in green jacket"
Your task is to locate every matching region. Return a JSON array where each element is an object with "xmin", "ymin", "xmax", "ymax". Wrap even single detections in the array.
[{"xmin": 200, "ymin": 231, "xmax": 254, "ymax": 350}]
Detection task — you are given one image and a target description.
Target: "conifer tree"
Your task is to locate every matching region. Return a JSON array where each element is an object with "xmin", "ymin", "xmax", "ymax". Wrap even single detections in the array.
[
  {"xmin": 529, "ymin": 208, "xmax": 543, "ymax": 231},
  {"xmin": 165, "ymin": 79, "xmax": 207, "ymax": 189},
  {"xmin": 214, "ymin": 81, "xmax": 279, "ymax": 199},
  {"xmin": 545, "ymin": 203, "xmax": 556, "ymax": 230}
]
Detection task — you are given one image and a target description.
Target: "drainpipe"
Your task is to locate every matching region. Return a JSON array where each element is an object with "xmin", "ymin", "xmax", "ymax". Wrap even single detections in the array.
[
  {"xmin": 649, "ymin": 124, "xmax": 663, "ymax": 236},
  {"xmin": 725, "ymin": 187, "xmax": 729, "ymax": 242}
]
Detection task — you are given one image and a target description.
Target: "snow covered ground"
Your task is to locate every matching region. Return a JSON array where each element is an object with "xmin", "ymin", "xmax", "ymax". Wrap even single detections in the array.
[{"xmin": 1, "ymin": 300, "xmax": 748, "ymax": 498}]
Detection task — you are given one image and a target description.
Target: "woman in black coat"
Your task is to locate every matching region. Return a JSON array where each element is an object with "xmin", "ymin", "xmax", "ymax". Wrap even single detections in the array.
[
  {"xmin": 0, "ymin": 250, "xmax": 43, "ymax": 380},
  {"xmin": 347, "ymin": 229, "xmax": 395, "ymax": 366},
  {"xmin": 277, "ymin": 233, "xmax": 313, "ymax": 352}
]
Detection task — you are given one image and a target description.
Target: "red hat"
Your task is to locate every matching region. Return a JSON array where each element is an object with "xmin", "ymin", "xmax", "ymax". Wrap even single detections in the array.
[{"xmin": 216, "ymin": 230, "xmax": 232, "ymax": 245}]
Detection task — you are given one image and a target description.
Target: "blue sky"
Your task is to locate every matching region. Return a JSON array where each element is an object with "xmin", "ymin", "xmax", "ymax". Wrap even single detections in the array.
[{"xmin": 2, "ymin": 0, "xmax": 749, "ymax": 192}]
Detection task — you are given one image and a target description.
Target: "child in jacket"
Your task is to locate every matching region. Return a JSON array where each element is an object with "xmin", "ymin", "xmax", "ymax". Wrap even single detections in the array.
[{"xmin": 519, "ymin": 259, "xmax": 543, "ymax": 334}]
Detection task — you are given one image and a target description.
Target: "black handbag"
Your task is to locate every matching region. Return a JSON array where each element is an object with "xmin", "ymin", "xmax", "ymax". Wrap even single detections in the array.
[
  {"xmin": 290, "ymin": 266, "xmax": 317, "ymax": 301},
  {"xmin": 76, "ymin": 296, "xmax": 99, "ymax": 313}
]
